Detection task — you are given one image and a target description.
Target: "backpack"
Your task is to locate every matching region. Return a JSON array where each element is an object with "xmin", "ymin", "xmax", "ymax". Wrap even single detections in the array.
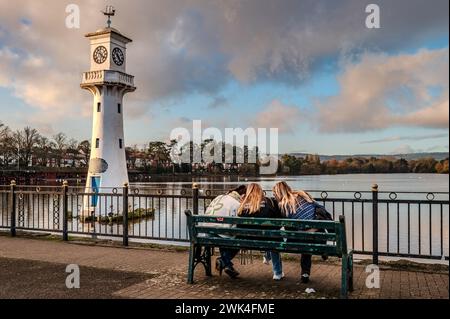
[
  {"xmin": 313, "ymin": 202, "xmax": 334, "ymax": 236},
  {"xmin": 313, "ymin": 202, "xmax": 333, "ymax": 221}
]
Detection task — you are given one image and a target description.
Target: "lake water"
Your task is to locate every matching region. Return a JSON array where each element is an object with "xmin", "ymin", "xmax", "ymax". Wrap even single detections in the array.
[
  {"xmin": 1, "ymin": 174, "xmax": 448, "ymax": 260},
  {"xmin": 134, "ymin": 174, "xmax": 449, "ymax": 199},
  {"xmin": 136, "ymin": 173, "xmax": 449, "ymax": 193}
]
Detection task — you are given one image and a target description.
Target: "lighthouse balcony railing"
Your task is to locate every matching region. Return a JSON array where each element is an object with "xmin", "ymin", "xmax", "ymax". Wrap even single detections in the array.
[{"xmin": 82, "ymin": 70, "xmax": 134, "ymax": 87}]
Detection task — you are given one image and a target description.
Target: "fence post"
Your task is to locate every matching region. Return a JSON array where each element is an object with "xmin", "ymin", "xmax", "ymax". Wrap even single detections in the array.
[
  {"xmin": 10, "ymin": 180, "xmax": 16, "ymax": 237},
  {"xmin": 372, "ymin": 184, "xmax": 379, "ymax": 265},
  {"xmin": 192, "ymin": 183, "xmax": 199, "ymax": 215},
  {"xmin": 62, "ymin": 180, "xmax": 69, "ymax": 241},
  {"xmin": 122, "ymin": 183, "xmax": 129, "ymax": 247}
]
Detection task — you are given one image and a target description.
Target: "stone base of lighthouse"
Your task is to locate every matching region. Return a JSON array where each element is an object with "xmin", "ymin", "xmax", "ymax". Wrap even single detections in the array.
[{"xmin": 82, "ymin": 174, "xmax": 128, "ymax": 217}]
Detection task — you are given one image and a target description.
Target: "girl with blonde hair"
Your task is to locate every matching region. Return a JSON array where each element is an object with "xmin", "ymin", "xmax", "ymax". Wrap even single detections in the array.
[
  {"xmin": 272, "ymin": 182, "xmax": 315, "ymax": 220},
  {"xmin": 238, "ymin": 183, "xmax": 284, "ymax": 280},
  {"xmin": 271, "ymin": 181, "xmax": 321, "ymax": 283}
]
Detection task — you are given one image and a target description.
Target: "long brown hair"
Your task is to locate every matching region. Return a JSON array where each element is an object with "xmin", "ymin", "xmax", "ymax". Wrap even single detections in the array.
[
  {"xmin": 227, "ymin": 185, "xmax": 247, "ymax": 196},
  {"xmin": 272, "ymin": 182, "xmax": 314, "ymax": 216},
  {"xmin": 238, "ymin": 183, "xmax": 264, "ymax": 215}
]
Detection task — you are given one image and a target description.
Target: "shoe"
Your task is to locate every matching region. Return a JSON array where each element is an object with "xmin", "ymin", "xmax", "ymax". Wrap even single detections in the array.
[
  {"xmin": 224, "ymin": 266, "xmax": 240, "ymax": 279},
  {"xmin": 263, "ymin": 256, "xmax": 270, "ymax": 265},
  {"xmin": 215, "ymin": 258, "xmax": 224, "ymax": 276},
  {"xmin": 301, "ymin": 273, "xmax": 310, "ymax": 284},
  {"xmin": 273, "ymin": 272, "xmax": 285, "ymax": 281}
]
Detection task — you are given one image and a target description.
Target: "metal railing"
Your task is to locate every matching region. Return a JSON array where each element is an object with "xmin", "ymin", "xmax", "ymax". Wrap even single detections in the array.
[{"xmin": 0, "ymin": 181, "xmax": 448, "ymax": 263}]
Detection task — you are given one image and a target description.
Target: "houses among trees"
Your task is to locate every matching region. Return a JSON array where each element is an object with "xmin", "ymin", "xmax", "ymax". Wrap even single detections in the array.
[
  {"xmin": 0, "ymin": 123, "xmax": 90, "ymax": 169},
  {"xmin": 0, "ymin": 122, "xmax": 448, "ymax": 176}
]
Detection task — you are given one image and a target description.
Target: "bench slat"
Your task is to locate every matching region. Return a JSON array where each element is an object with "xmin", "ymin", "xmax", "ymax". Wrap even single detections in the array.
[
  {"xmin": 192, "ymin": 215, "xmax": 338, "ymax": 230},
  {"xmin": 195, "ymin": 237, "xmax": 341, "ymax": 256},
  {"xmin": 195, "ymin": 226, "xmax": 336, "ymax": 242}
]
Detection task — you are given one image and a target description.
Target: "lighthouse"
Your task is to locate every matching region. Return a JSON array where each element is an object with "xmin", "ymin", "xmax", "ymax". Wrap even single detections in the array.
[{"xmin": 81, "ymin": 7, "xmax": 135, "ymax": 198}]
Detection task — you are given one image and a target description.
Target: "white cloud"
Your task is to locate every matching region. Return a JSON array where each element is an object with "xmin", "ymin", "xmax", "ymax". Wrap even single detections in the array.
[
  {"xmin": 0, "ymin": 48, "xmax": 18, "ymax": 86},
  {"xmin": 361, "ymin": 133, "xmax": 449, "ymax": 144},
  {"xmin": 0, "ymin": 46, "xmax": 88, "ymax": 120},
  {"xmin": 252, "ymin": 100, "xmax": 302, "ymax": 133},
  {"xmin": 0, "ymin": 0, "xmax": 448, "ymax": 133},
  {"xmin": 318, "ymin": 48, "xmax": 449, "ymax": 132},
  {"xmin": 391, "ymin": 145, "xmax": 416, "ymax": 154},
  {"xmin": 397, "ymin": 98, "xmax": 449, "ymax": 128},
  {"xmin": 391, "ymin": 144, "xmax": 449, "ymax": 154}
]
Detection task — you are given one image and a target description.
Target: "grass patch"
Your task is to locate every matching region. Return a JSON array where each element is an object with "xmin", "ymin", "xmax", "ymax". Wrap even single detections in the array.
[{"xmin": 69, "ymin": 208, "xmax": 155, "ymax": 224}]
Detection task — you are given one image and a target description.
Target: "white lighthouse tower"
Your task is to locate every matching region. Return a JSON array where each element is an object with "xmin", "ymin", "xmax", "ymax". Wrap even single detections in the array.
[{"xmin": 81, "ymin": 7, "xmax": 135, "ymax": 199}]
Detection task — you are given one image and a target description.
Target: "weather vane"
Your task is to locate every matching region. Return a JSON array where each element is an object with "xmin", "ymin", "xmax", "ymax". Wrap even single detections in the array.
[{"xmin": 102, "ymin": 5, "xmax": 116, "ymax": 28}]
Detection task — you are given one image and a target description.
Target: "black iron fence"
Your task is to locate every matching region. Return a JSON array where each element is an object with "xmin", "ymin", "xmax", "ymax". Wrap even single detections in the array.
[{"xmin": 0, "ymin": 181, "xmax": 448, "ymax": 263}]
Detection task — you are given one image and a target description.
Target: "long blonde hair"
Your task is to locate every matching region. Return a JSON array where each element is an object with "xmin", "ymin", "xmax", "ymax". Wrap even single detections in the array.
[
  {"xmin": 272, "ymin": 182, "xmax": 314, "ymax": 216},
  {"xmin": 238, "ymin": 183, "xmax": 264, "ymax": 215}
]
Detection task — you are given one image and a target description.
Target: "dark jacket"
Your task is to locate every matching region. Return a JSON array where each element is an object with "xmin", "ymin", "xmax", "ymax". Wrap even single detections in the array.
[
  {"xmin": 237, "ymin": 197, "xmax": 282, "ymax": 241},
  {"xmin": 238, "ymin": 197, "xmax": 282, "ymax": 219}
]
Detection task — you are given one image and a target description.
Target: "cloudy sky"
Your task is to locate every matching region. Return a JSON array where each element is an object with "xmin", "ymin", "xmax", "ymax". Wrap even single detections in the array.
[{"xmin": 0, "ymin": 0, "xmax": 448, "ymax": 155}]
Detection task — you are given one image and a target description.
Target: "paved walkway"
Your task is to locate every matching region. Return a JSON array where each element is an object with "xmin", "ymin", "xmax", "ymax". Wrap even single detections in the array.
[
  {"xmin": 0, "ymin": 257, "xmax": 149, "ymax": 299},
  {"xmin": 0, "ymin": 236, "xmax": 448, "ymax": 299}
]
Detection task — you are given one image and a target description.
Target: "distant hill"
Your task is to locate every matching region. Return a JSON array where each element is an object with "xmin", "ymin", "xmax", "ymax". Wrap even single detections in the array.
[{"xmin": 289, "ymin": 152, "xmax": 449, "ymax": 162}]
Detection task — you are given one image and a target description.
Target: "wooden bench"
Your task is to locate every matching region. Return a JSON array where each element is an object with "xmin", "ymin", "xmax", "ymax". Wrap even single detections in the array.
[{"xmin": 185, "ymin": 210, "xmax": 354, "ymax": 298}]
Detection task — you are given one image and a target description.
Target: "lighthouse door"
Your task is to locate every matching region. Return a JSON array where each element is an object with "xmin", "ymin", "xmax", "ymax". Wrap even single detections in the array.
[{"xmin": 91, "ymin": 176, "xmax": 101, "ymax": 207}]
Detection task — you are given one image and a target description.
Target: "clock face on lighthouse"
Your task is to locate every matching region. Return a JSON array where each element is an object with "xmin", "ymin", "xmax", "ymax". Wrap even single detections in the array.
[
  {"xmin": 93, "ymin": 46, "xmax": 108, "ymax": 64},
  {"xmin": 112, "ymin": 47, "xmax": 124, "ymax": 66}
]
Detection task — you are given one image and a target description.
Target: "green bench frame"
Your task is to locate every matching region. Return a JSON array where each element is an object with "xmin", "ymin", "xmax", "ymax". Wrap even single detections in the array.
[{"xmin": 185, "ymin": 210, "xmax": 354, "ymax": 298}]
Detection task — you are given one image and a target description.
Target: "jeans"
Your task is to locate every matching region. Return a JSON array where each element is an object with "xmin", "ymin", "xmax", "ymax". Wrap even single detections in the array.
[
  {"xmin": 269, "ymin": 251, "xmax": 283, "ymax": 276},
  {"xmin": 219, "ymin": 248, "xmax": 239, "ymax": 268},
  {"xmin": 270, "ymin": 253, "xmax": 312, "ymax": 276}
]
